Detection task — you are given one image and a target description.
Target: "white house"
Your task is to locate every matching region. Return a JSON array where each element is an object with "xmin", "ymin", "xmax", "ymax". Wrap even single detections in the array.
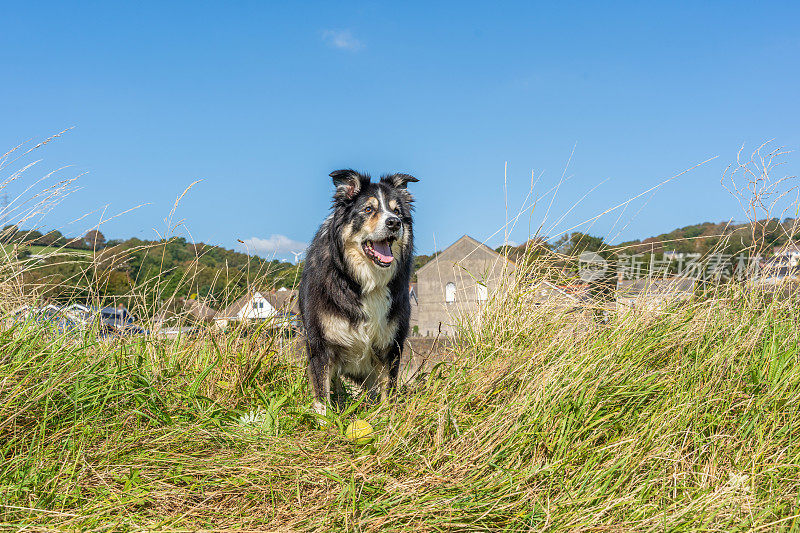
[
  {"xmin": 773, "ymin": 243, "xmax": 800, "ymax": 267},
  {"xmin": 213, "ymin": 291, "xmax": 278, "ymax": 330}
]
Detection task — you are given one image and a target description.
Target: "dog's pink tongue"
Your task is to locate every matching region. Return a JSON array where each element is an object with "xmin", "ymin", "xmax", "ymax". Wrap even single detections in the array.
[{"xmin": 372, "ymin": 240, "xmax": 394, "ymax": 263}]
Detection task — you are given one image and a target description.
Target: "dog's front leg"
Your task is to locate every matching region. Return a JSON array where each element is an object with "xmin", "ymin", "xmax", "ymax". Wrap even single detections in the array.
[
  {"xmin": 376, "ymin": 350, "xmax": 402, "ymax": 403},
  {"xmin": 309, "ymin": 358, "xmax": 330, "ymax": 417},
  {"xmin": 382, "ymin": 340, "xmax": 403, "ymax": 402},
  {"xmin": 377, "ymin": 362, "xmax": 391, "ymax": 402},
  {"xmin": 306, "ymin": 335, "xmax": 334, "ymax": 417}
]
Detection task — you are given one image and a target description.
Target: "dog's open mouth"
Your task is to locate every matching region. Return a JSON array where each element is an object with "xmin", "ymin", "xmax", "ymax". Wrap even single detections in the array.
[{"xmin": 363, "ymin": 239, "xmax": 394, "ymax": 267}]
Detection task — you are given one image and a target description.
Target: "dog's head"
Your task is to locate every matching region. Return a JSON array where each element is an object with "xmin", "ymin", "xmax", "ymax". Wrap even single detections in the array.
[{"xmin": 330, "ymin": 169, "xmax": 418, "ymax": 276}]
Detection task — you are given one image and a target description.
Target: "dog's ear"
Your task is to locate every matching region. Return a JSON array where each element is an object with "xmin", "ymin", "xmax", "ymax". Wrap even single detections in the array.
[
  {"xmin": 330, "ymin": 169, "xmax": 365, "ymax": 201},
  {"xmin": 381, "ymin": 173, "xmax": 419, "ymax": 189}
]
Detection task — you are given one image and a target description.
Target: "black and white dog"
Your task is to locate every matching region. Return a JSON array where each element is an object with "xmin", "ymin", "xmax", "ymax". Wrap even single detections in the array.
[{"xmin": 299, "ymin": 169, "xmax": 418, "ymax": 416}]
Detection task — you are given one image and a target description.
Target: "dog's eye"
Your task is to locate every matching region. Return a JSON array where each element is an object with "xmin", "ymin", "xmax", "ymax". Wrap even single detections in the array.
[
  {"xmin": 364, "ymin": 206, "xmax": 373, "ymax": 214},
  {"xmin": 393, "ymin": 207, "xmax": 401, "ymax": 215}
]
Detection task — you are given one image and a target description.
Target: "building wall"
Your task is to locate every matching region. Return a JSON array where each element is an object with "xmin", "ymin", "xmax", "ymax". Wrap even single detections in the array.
[
  {"xmin": 239, "ymin": 293, "xmax": 277, "ymax": 320},
  {"xmin": 409, "ymin": 296, "xmax": 420, "ymax": 335},
  {"xmin": 415, "ymin": 237, "xmax": 514, "ymax": 336}
]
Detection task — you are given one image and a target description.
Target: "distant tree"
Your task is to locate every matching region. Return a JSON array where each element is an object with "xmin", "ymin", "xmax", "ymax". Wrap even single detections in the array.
[
  {"xmin": 554, "ymin": 232, "xmax": 606, "ymax": 256},
  {"xmin": 18, "ymin": 229, "xmax": 42, "ymax": 244},
  {"xmin": 1, "ymin": 224, "xmax": 18, "ymax": 244},
  {"xmin": 411, "ymin": 252, "xmax": 442, "ymax": 280},
  {"xmin": 569, "ymin": 232, "xmax": 605, "ymax": 255},
  {"xmin": 84, "ymin": 229, "xmax": 106, "ymax": 249},
  {"xmin": 65, "ymin": 237, "xmax": 89, "ymax": 250},
  {"xmin": 496, "ymin": 238, "xmax": 551, "ymax": 263},
  {"xmin": 551, "ymin": 234, "xmax": 570, "ymax": 254},
  {"xmin": 38, "ymin": 230, "xmax": 65, "ymax": 247},
  {"xmin": 99, "ymin": 270, "xmax": 133, "ymax": 296}
]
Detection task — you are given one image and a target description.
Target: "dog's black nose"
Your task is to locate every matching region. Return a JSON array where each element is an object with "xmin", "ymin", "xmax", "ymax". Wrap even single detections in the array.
[{"xmin": 385, "ymin": 217, "xmax": 401, "ymax": 231}]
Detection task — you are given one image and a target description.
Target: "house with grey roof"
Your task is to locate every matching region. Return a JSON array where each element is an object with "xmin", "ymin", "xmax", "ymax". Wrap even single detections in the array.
[
  {"xmin": 413, "ymin": 235, "xmax": 515, "ymax": 336},
  {"xmin": 616, "ymin": 276, "xmax": 695, "ymax": 312},
  {"xmin": 773, "ymin": 242, "xmax": 800, "ymax": 266},
  {"xmin": 528, "ymin": 280, "xmax": 592, "ymax": 310},
  {"xmin": 753, "ymin": 244, "xmax": 800, "ymax": 286}
]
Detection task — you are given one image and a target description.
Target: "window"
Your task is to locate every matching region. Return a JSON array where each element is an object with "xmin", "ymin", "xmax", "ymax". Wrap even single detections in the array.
[
  {"xmin": 252, "ymin": 302, "xmax": 258, "ymax": 310},
  {"xmin": 477, "ymin": 284, "xmax": 488, "ymax": 302},
  {"xmin": 445, "ymin": 282, "xmax": 456, "ymax": 303}
]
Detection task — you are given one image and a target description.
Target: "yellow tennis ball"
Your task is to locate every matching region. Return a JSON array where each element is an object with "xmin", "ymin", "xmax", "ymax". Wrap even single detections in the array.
[{"xmin": 345, "ymin": 420, "xmax": 374, "ymax": 444}]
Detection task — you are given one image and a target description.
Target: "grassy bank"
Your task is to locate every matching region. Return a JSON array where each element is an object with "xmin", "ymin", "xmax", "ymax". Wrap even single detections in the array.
[{"xmin": 2, "ymin": 283, "xmax": 800, "ymax": 531}]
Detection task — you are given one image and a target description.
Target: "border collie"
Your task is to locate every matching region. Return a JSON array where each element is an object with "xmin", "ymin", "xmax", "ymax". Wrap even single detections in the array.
[{"xmin": 299, "ymin": 169, "xmax": 418, "ymax": 416}]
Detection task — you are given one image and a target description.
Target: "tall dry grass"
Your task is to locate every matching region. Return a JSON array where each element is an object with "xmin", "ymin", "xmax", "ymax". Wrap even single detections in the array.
[{"xmin": 4, "ymin": 250, "xmax": 800, "ymax": 530}]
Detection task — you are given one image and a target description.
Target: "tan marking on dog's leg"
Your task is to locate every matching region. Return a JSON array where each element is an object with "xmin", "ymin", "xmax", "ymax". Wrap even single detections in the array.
[
  {"xmin": 332, "ymin": 370, "xmax": 346, "ymax": 395},
  {"xmin": 312, "ymin": 364, "xmax": 332, "ymax": 421},
  {"xmin": 378, "ymin": 363, "xmax": 391, "ymax": 402}
]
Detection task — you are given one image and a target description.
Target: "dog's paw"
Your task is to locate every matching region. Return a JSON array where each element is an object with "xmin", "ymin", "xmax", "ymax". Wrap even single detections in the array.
[
  {"xmin": 312, "ymin": 401, "xmax": 329, "ymax": 426},
  {"xmin": 312, "ymin": 400, "xmax": 327, "ymax": 416}
]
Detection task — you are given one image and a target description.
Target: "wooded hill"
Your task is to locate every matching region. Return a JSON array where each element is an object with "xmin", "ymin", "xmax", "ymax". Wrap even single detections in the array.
[
  {"xmin": 491, "ymin": 218, "xmax": 800, "ymax": 263},
  {"xmin": 3, "ymin": 226, "xmax": 300, "ymax": 313}
]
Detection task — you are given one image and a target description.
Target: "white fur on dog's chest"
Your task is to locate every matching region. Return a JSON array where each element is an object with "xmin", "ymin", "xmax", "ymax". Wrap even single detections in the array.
[
  {"xmin": 359, "ymin": 287, "xmax": 396, "ymax": 349},
  {"xmin": 321, "ymin": 286, "xmax": 397, "ymax": 375}
]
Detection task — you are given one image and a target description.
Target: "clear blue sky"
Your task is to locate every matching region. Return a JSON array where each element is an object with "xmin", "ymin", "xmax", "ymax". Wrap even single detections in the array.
[{"xmin": 2, "ymin": 1, "xmax": 799, "ymax": 260}]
